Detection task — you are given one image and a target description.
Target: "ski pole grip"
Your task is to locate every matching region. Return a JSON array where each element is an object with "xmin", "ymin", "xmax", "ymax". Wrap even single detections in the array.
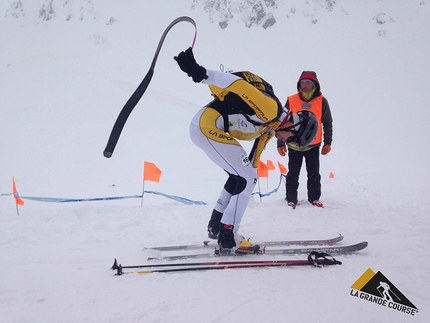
[{"xmin": 308, "ymin": 251, "xmax": 342, "ymax": 267}]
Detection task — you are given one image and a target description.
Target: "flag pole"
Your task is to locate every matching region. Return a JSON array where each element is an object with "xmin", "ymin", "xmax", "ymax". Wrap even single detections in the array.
[
  {"xmin": 257, "ymin": 178, "xmax": 262, "ymax": 202},
  {"xmin": 141, "ymin": 162, "xmax": 146, "ymax": 207},
  {"xmin": 141, "ymin": 178, "xmax": 145, "ymax": 207},
  {"xmin": 12, "ymin": 177, "xmax": 23, "ymax": 215}
]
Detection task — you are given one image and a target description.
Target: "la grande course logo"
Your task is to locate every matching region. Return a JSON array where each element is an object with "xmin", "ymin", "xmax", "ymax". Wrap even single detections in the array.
[{"xmin": 350, "ymin": 268, "xmax": 418, "ymax": 316}]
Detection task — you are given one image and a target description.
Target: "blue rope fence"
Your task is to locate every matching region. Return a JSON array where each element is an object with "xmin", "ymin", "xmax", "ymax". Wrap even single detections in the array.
[
  {"xmin": 253, "ymin": 174, "xmax": 285, "ymax": 198},
  {"xmin": 20, "ymin": 190, "xmax": 207, "ymax": 205},
  {"xmin": 5, "ymin": 174, "xmax": 285, "ymax": 207}
]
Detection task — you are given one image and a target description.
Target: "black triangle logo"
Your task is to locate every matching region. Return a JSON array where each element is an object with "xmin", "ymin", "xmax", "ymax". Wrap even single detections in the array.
[{"xmin": 360, "ymin": 271, "xmax": 417, "ymax": 309}]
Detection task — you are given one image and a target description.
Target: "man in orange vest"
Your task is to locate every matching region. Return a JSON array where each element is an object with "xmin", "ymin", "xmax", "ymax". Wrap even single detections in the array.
[{"xmin": 277, "ymin": 71, "xmax": 333, "ymax": 209}]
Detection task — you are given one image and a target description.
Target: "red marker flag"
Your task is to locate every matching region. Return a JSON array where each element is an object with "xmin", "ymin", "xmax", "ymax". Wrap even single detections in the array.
[
  {"xmin": 277, "ymin": 161, "xmax": 287, "ymax": 175},
  {"xmin": 257, "ymin": 161, "xmax": 269, "ymax": 178},
  {"xmin": 266, "ymin": 160, "xmax": 276, "ymax": 170},
  {"xmin": 143, "ymin": 162, "xmax": 162, "ymax": 183},
  {"xmin": 12, "ymin": 177, "xmax": 24, "ymax": 206}
]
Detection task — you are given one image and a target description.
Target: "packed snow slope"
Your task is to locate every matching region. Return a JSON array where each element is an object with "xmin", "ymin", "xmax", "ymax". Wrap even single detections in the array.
[{"xmin": 0, "ymin": 1, "xmax": 429, "ymax": 323}]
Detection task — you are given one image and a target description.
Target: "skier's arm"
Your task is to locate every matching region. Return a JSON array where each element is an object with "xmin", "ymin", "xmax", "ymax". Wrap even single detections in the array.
[{"xmin": 202, "ymin": 70, "xmax": 241, "ymax": 88}]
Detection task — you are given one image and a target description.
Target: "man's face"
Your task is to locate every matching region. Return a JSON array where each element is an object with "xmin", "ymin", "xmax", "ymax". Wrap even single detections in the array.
[{"xmin": 300, "ymin": 79, "xmax": 314, "ymax": 93}]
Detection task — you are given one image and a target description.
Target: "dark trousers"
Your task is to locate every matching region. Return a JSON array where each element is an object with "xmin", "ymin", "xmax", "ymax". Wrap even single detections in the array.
[{"xmin": 285, "ymin": 146, "xmax": 321, "ymax": 203}]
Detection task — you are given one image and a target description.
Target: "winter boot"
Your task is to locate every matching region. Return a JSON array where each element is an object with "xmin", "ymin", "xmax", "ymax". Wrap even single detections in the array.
[
  {"xmin": 207, "ymin": 210, "xmax": 223, "ymax": 239},
  {"xmin": 285, "ymin": 197, "xmax": 297, "ymax": 209},
  {"xmin": 287, "ymin": 202, "xmax": 297, "ymax": 209},
  {"xmin": 310, "ymin": 200, "xmax": 324, "ymax": 208}
]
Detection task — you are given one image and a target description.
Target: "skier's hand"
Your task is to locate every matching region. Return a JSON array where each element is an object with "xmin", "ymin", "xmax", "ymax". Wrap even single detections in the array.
[
  {"xmin": 321, "ymin": 144, "xmax": 331, "ymax": 155},
  {"xmin": 174, "ymin": 47, "xmax": 207, "ymax": 83},
  {"xmin": 277, "ymin": 145, "xmax": 287, "ymax": 156},
  {"xmin": 174, "ymin": 47, "xmax": 196, "ymax": 73}
]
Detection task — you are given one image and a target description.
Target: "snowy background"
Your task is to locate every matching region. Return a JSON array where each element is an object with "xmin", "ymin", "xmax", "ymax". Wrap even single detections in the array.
[{"xmin": 1, "ymin": 0, "xmax": 429, "ymax": 322}]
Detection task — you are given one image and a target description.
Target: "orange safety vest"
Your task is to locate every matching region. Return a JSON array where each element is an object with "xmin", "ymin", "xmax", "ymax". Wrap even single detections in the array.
[{"xmin": 288, "ymin": 93, "xmax": 323, "ymax": 145}]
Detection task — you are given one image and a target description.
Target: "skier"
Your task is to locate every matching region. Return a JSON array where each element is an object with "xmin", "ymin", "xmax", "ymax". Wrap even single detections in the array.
[
  {"xmin": 377, "ymin": 281, "xmax": 392, "ymax": 301},
  {"xmin": 174, "ymin": 47, "xmax": 318, "ymax": 254}
]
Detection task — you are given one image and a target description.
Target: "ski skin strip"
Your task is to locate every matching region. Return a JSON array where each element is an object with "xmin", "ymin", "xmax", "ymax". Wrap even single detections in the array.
[
  {"xmin": 103, "ymin": 16, "xmax": 197, "ymax": 158},
  {"xmin": 144, "ymin": 234, "xmax": 344, "ymax": 251},
  {"xmin": 146, "ymin": 241, "xmax": 368, "ymax": 261}
]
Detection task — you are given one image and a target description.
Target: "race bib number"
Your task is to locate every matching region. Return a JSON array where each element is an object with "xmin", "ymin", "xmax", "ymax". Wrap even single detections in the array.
[{"xmin": 239, "ymin": 152, "xmax": 251, "ymax": 168}]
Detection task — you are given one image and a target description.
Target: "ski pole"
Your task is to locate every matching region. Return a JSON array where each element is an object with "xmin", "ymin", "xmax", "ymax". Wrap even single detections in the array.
[
  {"xmin": 114, "ymin": 259, "xmax": 320, "ymax": 275},
  {"xmin": 112, "ymin": 258, "xmax": 313, "ymax": 270},
  {"xmin": 112, "ymin": 252, "xmax": 341, "ymax": 275}
]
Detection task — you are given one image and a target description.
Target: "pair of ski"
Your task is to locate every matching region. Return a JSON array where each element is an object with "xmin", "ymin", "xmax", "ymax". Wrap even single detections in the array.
[{"xmin": 144, "ymin": 234, "xmax": 368, "ymax": 261}]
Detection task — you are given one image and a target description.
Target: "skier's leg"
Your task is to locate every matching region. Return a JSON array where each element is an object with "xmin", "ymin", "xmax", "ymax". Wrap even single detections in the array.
[
  {"xmin": 190, "ymin": 107, "xmax": 257, "ymax": 246},
  {"xmin": 207, "ymin": 173, "xmax": 245, "ymax": 238}
]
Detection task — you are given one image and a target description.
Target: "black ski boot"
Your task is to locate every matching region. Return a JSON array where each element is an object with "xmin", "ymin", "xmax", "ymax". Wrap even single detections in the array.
[
  {"xmin": 207, "ymin": 210, "xmax": 223, "ymax": 239},
  {"xmin": 217, "ymin": 224, "xmax": 260, "ymax": 255}
]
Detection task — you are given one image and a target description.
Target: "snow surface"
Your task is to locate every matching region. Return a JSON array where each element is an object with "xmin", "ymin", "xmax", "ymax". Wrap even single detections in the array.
[{"xmin": 1, "ymin": 1, "xmax": 429, "ymax": 322}]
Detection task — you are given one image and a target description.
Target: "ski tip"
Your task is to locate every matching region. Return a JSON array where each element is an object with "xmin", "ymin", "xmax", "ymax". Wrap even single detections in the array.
[
  {"xmin": 355, "ymin": 241, "xmax": 369, "ymax": 251},
  {"xmin": 103, "ymin": 150, "xmax": 113, "ymax": 158}
]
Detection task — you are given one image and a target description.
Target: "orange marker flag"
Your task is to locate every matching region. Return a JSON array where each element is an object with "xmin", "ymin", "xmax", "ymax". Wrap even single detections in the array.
[
  {"xmin": 143, "ymin": 161, "xmax": 162, "ymax": 183},
  {"xmin": 257, "ymin": 160, "xmax": 269, "ymax": 178},
  {"xmin": 12, "ymin": 177, "xmax": 24, "ymax": 206},
  {"xmin": 266, "ymin": 160, "xmax": 276, "ymax": 170},
  {"xmin": 329, "ymin": 172, "xmax": 335, "ymax": 179},
  {"xmin": 277, "ymin": 161, "xmax": 287, "ymax": 175}
]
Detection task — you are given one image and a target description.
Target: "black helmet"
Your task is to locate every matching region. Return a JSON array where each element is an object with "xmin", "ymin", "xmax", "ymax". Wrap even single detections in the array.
[{"xmin": 290, "ymin": 111, "xmax": 319, "ymax": 148}]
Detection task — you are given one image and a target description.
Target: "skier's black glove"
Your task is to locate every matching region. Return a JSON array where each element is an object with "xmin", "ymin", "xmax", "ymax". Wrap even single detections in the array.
[{"xmin": 174, "ymin": 47, "xmax": 207, "ymax": 83}]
